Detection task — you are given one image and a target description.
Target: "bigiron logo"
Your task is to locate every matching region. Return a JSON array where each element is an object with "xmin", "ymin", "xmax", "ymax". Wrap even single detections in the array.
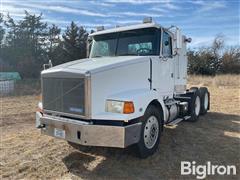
[{"xmin": 181, "ymin": 161, "xmax": 237, "ymax": 179}]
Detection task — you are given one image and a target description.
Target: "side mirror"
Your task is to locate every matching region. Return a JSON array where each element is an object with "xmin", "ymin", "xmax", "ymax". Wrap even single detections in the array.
[{"xmin": 185, "ymin": 37, "xmax": 192, "ymax": 43}]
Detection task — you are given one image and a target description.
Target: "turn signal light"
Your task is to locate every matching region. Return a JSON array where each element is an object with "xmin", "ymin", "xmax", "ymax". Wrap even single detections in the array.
[{"xmin": 123, "ymin": 101, "xmax": 135, "ymax": 114}]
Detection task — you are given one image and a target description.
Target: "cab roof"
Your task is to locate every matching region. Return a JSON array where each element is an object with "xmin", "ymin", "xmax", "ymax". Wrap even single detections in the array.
[{"xmin": 89, "ymin": 22, "xmax": 162, "ymax": 37}]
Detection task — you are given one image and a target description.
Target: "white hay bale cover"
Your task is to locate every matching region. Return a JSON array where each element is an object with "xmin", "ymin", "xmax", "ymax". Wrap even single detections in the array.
[{"xmin": 0, "ymin": 80, "xmax": 15, "ymax": 94}]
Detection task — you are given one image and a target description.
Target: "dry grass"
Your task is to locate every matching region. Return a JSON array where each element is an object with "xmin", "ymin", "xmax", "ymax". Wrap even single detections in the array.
[
  {"xmin": 188, "ymin": 74, "xmax": 240, "ymax": 87},
  {"xmin": 0, "ymin": 75, "xmax": 240, "ymax": 180}
]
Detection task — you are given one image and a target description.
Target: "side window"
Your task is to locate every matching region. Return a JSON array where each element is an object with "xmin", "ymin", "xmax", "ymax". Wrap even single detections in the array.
[
  {"xmin": 98, "ymin": 41, "xmax": 109, "ymax": 56},
  {"xmin": 162, "ymin": 31, "xmax": 172, "ymax": 57},
  {"xmin": 91, "ymin": 41, "xmax": 110, "ymax": 57}
]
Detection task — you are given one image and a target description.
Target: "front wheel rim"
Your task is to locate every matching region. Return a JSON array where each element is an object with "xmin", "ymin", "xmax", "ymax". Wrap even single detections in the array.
[
  {"xmin": 195, "ymin": 96, "xmax": 201, "ymax": 116},
  {"xmin": 144, "ymin": 115, "xmax": 159, "ymax": 149}
]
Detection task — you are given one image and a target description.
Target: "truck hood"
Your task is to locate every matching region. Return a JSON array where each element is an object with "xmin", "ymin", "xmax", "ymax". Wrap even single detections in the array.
[{"xmin": 41, "ymin": 56, "xmax": 147, "ymax": 76}]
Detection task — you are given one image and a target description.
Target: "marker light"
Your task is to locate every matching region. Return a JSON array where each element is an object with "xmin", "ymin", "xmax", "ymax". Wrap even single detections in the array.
[{"xmin": 143, "ymin": 17, "xmax": 152, "ymax": 23}]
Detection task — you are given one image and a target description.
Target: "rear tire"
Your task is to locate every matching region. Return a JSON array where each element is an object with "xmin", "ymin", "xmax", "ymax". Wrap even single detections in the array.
[
  {"xmin": 189, "ymin": 87, "xmax": 198, "ymax": 92},
  {"xmin": 188, "ymin": 90, "xmax": 201, "ymax": 122},
  {"xmin": 199, "ymin": 87, "xmax": 210, "ymax": 115},
  {"xmin": 136, "ymin": 105, "xmax": 162, "ymax": 158}
]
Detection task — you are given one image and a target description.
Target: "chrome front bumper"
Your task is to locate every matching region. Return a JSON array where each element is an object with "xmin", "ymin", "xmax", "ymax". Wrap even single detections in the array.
[{"xmin": 36, "ymin": 112, "xmax": 142, "ymax": 148}]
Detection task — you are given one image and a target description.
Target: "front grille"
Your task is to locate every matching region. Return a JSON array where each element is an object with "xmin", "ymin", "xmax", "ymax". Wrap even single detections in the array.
[{"xmin": 42, "ymin": 77, "xmax": 85, "ymax": 116}]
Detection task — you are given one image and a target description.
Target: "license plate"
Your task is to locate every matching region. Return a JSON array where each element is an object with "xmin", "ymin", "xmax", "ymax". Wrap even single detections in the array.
[{"xmin": 54, "ymin": 128, "xmax": 65, "ymax": 139}]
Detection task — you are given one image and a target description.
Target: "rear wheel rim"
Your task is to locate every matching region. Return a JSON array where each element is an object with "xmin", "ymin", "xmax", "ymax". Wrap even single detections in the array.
[
  {"xmin": 195, "ymin": 96, "xmax": 201, "ymax": 116},
  {"xmin": 204, "ymin": 93, "xmax": 208, "ymax": 110},
  {"xmin": 144, "ymin": 115, "xmax": 159, "ymax": 149}
]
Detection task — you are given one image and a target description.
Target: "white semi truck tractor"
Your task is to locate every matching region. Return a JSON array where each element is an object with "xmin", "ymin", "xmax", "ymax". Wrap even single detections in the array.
[{"xmin": 36, "ymin": 18, "xmax": 210, "ymax": 158}]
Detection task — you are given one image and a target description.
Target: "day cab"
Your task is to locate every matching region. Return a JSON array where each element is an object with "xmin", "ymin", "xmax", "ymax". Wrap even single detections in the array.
[{"xmin": 36, "ymin": 18, "xmax": 210, "ymax": 158}]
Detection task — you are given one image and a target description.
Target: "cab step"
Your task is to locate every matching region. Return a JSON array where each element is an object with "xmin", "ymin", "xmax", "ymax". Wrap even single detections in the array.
[
  {"xmin": 166, "ymin": 115, "xmax": 191, "ymax": 126},
  {"xmin": 167, "ymin": 118, "xmax": 183, "ymax": 125}
]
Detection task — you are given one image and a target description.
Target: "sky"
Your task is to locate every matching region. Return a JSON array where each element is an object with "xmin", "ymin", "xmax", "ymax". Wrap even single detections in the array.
[{"xmin": 0, "ymin": 0, "xmax": 239, "ymax": 48}]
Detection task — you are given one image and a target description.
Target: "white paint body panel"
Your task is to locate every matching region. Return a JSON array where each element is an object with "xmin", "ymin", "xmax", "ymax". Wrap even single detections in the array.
[
  {"xmin": 91, "ymin": 73, "xmax": 167, "ymax": 121},
  {"xmin": 173, "ymin": 41, "xmax": 188, "ymax": 93}
]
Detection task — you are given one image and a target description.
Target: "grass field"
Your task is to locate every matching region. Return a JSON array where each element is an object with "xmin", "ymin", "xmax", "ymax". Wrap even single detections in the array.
[{"xmin": 0, "ymin": 75, "xmax": 240, "ymax": 179}]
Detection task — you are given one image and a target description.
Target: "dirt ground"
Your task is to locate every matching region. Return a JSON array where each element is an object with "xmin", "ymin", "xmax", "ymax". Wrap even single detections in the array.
[{"xmin": 1, "ymin": 76, "xmax": 240, "ymax": 180}]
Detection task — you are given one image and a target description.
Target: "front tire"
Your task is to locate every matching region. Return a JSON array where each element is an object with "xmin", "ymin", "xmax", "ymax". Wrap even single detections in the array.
[{"xmin": 136, "ymin": 105, "xmax": 162, "ymax": 158}]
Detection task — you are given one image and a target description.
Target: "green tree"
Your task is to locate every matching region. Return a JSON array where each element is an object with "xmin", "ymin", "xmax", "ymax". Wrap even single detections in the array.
[
  {"xmin": 187, "ymin": 48, "xmax": 216, "ymax": 75},
  {"xmin": 20, "ymin": 11, "xmax": 48, "ymax": 55},
  {"xmin": 62, "ymin": 21, "xmax": 88, "ymax": 63},
  {"xmin": 1, "ymin": 12, "xmax": 90, "ymax": 77},
  {"xmin": 78, "ymin": 26, "xmax": 88, "ymax": 58},
  {"xmin": 2, "ymin": 11, "xmax": 48, "ymax": 78},
  {"xmin": 187, "ymin": 35, "xmax": 238, "ymax": 75},
  {"xmin": 4, "ymin": 13, "xmax": 18, "ymax": 48},
  {"xmin": 48, "ymin": 24, "xmax": 61, "ymax": 53},
  {"xmin": 62, "ymin": 21, "xmax": 80, "ymax": 62},
  {"xmin": 0, "ymin": 13, "xmax": 5, "ymax": 45},
  {"xmin": 47, "ymin": 24, "xmax": 61, "ymax": 63}
]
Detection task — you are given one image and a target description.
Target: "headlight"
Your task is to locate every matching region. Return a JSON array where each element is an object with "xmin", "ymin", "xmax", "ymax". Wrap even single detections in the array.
[{"xmin": 106, "ymin": 100, "xmax": 134, "ymax": 114}]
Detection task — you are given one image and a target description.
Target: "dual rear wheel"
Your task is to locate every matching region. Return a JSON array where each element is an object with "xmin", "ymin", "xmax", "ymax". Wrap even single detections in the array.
[{"xmin": 188, "ymin": 87, "xmax": 210, "ymax": 121}]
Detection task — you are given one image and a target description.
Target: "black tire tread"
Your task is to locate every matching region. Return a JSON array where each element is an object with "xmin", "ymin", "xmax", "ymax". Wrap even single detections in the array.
[
  {"xmin": 136, "ymin": 105, "xmax": 162, "ymax": 158},
  {"xmin": 189, "ymin": 86, "xmax": 198, "ymax": 92},
  {"xmin": 199, "ymin": 87, "xmax": 210, "ymax": 115},
  {"xmin": 187, "ymin": 90, "xmax": 201, "ymax": 122}
]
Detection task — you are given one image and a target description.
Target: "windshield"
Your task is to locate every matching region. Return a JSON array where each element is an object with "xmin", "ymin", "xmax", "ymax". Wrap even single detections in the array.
[{"xmin": 90, "ymin": 28, "xmax": 160, "ymax": 58}]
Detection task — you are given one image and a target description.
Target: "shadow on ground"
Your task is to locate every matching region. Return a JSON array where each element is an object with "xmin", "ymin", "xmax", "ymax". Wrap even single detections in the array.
[{"xmin": 62, "ymin": 112, "xmax": 240, "ymax": 180}]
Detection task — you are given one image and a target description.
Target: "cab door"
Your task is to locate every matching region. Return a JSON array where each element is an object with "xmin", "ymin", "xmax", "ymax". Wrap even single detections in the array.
[{"xmin": 158, "ymin": 30, "xmax": 174, "ymax": 95}]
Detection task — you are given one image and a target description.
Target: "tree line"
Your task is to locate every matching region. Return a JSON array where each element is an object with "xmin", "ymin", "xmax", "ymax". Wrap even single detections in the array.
[
  {"xmin": 188, "ymin": 35, "xmax": 240, "ymax": 75},
  {"xmin": 0, "ymin": 11, "xmax": 239, "ymax": 79},
  {"xmin": 0, "ymin": 11, "xmax": 88, "ymax": 78}
]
